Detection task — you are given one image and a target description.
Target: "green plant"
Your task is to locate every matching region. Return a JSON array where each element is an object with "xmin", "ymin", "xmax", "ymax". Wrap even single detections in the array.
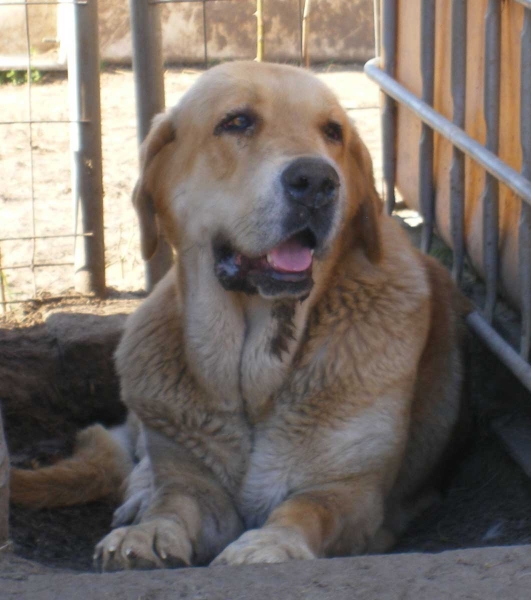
[{"xmin": 0, "ymin": 68, "xmax": 42, "ymax": 86}]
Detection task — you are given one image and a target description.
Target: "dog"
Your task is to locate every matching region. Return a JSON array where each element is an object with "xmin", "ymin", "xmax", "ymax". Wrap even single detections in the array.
[{"xmin": 10, "ymin": 61, "xmax": 470, "ymax": 570}]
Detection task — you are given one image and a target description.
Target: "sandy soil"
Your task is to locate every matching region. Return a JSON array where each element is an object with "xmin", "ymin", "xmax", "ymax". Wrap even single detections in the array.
[{"xmin": 0, "ymin": 64, "xmax": 381, "ymax": 309}]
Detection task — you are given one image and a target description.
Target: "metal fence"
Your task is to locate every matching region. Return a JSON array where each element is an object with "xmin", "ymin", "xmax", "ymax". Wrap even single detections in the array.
[
  {"xmin": 0, "ymin": 0, "xmax": 105, "ymax": 312},
  {"xmin": 366, "ymin": 0, "xmax": 531, "ymax": 392}
]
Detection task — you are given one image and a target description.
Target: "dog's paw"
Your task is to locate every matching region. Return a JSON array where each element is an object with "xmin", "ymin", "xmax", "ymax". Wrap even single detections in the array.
[
  {"xmin": 212, "ymin": 527, "xmax": 315, "ymax": 566},
  {"xmin": 93, "ymin": 518, "xmax": 192, "ymax": 571}
]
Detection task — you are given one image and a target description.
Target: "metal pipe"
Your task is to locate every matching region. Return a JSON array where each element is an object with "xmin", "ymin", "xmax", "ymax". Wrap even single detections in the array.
[
  {"xmin": 129, "ymin": 0, "xmax": 173, "ymax": 291},
  {"xmin": 0, "ymin": 120, "xmax": 86, "ymax": 125},
  {"xmin": 419, "ymin": 0, "xmax": 436, "ymax": 253},
  {"xmin": 302, "ymin": 0, "xmax": 312, "ymax": 68},
  {"xmin": 23, "ymin": 0, "xmax": 38, "ymax": 297},
  {"xmin": 450, "ymin": 0, "xmax": 467, "ymax": 284},
  {"xmin": 520, "ymin": 6, "xmax": 531, "ymax": 361},
  {"xmin": 202, "ymin": 0, "xmax": 208, "ymax": 66},
  {"xmin": 65, "ymin": 0, "xmax": 106, "ymax": 297},
  {"xmin": 467, "ymin": 311, "xmax": 531, "ymax": 393},
  {"xmin": 256, "ymin": 0, "xmax": 264, "ymax": 62},
  {"xmin": 481, "ymin": 0, "xmax": 501, "ymax": 323},
  {"xmin": 1, "ymin": 262, "xmax": 75, "ymax": 271},
  {"xmin": 381, "ymin": 0, "xmax": 397, "ymax": 214},
  {"xmin": 0, "ymin": 233, "xmax": 92, "ymax": 242},
  {"xmin": 373, "ymin": 0, "xmax": 381, "ymax": 57},
  {"xmin": 298, "ymin": 0, "xmax": 304, "ymax": 64},
  {"xmin": 364, "ymin": 59, "xmax": 531, "ymax": 206}
]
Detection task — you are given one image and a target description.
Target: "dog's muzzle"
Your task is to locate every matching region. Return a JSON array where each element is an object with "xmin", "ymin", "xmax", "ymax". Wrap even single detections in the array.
[{"xmin": 213, "ymin": 157, "xmax": 340, "ymax": 299}]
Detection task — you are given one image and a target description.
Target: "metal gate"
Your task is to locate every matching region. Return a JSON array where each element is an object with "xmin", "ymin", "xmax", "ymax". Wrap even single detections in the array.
[{"xmin": 367, "ymin": 0, "xmax": 531, "ymax": 392}]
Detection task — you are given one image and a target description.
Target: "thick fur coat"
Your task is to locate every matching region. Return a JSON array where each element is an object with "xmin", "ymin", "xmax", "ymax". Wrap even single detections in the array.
[{"xmin": 11, "ymin": 62, "xmax": 469, "ymax": 570}]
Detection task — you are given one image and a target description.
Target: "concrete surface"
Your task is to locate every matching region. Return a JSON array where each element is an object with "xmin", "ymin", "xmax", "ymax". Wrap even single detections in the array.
[{"xmin": 2, "ymin": 544, "xmax": 531, "ymax": 599}]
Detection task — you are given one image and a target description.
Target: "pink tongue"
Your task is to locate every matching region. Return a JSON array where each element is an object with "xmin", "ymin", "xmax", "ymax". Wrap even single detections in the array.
[{"xmin": 267, "ymin": 239, "xmax": 313, "ymax": 273}]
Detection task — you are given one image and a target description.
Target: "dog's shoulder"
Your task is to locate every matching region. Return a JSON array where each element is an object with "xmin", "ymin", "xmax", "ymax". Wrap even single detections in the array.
[
  {"xmin": 115, "ymin": 268, "xmax": 192, "ymax": 413},
  {"xmin": 117, "ymin": 269, "xmax": 182, "ymax": 371},
  {"xmin": 289, "ymin": 216, "xmax": 436, "ymax": 407}
]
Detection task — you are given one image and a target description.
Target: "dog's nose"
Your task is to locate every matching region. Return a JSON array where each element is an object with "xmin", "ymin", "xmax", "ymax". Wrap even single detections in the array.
[{"xmin": 282, "ymin": 157, "xmax": 339, "ymax": 209}]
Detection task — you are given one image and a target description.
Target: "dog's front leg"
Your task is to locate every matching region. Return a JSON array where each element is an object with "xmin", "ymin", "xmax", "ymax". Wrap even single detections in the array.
[
  {"xmin": 95, "ymin": 428, "xmax": 244, "ymax": 571},
  {"xmin": 213, "ymin": 479, "xmax": 384, "ymax": 565}
]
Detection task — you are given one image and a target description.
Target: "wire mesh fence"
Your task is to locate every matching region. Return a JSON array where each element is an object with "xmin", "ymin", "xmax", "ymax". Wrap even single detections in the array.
[{"xmin": 0, "ymin": 0, "xmax": 104, "ymax": 312}]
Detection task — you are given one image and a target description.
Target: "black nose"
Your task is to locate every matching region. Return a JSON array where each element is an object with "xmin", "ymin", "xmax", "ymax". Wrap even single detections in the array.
[{"xmin": 282, "ymin": 157, "xmax": 340, "ymax": 209}]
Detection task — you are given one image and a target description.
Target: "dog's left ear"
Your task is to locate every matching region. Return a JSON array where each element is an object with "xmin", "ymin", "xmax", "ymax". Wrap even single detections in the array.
[{"xmin": 347, "ymin": 124, "xmax": 383, "ymax": 263}]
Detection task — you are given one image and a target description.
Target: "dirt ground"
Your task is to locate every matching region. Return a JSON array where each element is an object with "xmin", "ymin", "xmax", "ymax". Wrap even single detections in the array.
[
  {"xmin": 3, "ymin": 544, "xmax": 531, "ymax": 599},
  {"xmin": 0, "ymin": 64, "xmax": 381, "ymax": 308}
]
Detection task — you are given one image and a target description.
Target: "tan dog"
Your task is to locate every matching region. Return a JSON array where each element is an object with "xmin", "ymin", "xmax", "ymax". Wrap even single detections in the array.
[{"xmin": 11, "ymin": 61, "xmax": 469, "ymax": 569}]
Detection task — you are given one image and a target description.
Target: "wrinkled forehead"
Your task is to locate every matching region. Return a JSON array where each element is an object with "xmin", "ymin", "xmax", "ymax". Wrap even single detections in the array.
[{"xmin": 177, "ymin": 62, "xmax": 344, "ymax": 126}]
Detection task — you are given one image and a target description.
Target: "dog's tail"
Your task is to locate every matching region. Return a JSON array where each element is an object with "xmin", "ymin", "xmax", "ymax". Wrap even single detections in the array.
[{"xmin": 10, "ymin": 424, "xmax": 134, "ymax": 508}]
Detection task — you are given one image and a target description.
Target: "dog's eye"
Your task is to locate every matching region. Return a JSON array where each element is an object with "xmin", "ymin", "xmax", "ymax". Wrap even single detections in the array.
[
  {"xmin": 215, "ymin": 112, "xmax": 256, "ymax": 135},
  {"xmin": 323, "ymin": 121, "xmax": 343, "ymax": 144}
]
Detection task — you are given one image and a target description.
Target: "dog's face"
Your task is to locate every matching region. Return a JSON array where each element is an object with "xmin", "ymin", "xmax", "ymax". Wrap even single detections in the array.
[{"xmin": 135, "ymin": 62, "xmax": 381, "ymax": 299}]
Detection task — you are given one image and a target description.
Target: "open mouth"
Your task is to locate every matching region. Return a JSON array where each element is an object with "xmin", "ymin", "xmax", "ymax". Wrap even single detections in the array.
[{"xmin": 214, "ymin": 228, "xmax": 317, "ymax": 296}]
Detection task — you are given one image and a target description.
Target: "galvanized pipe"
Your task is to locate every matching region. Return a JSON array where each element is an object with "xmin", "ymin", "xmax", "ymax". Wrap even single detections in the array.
[
  {"xmin": 373, "ymin": 0, "xmax": 381, "ymax": 57},
  {"xmin": 129, "ymin": 0, "xmax": 173, "ymax": 291},
  {"xmin": 66, "ymin": 0, "xmax": 106, "ymax": 297},
  {"xmin": 302, "ymin": 0, "xmax": 312, "ymax": 68},
  {"xmin": 364, "ymin": 59, "xmax": 531, "ymax": 206},
  {"xmin": 381, "ymin": 0, "xmax": 397, "ymax": 214},
  {"xmin": 520, "ymin": 6, "xmax": 531, "ymax": 361},
  {"xmin": 481, "ymin": 0, "xmax": 501, "ymax": 323},
  {"xmin": 202, "ymin": 0, "xmax": 208, "ymax": 66},
  {"xmin": 419, "ymin": 0, "xmax": 436, "ymax": 253},
  {"xmin": 256, "ymin": 0, "xmax": 264, "ymax": 61},
  {"xmin": 450, "ymin": 0, "xmax": 467, "ymax": 284}
]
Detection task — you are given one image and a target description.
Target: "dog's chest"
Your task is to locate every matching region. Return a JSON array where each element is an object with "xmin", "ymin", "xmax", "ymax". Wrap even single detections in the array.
[{"xmin": 239, "ymin": 297, "xmax": 310, "ymax": 422}]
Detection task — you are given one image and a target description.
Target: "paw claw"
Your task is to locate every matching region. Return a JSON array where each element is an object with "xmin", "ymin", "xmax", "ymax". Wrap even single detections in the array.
[{"xmin": 94, "ymin": 519, "xmax": 193, "ymax": 572}]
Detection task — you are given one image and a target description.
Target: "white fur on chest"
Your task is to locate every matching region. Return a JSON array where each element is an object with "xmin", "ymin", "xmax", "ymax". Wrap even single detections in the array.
[
  {"xmin": 183, "ymin": 252, "xmax": 245, "ymax": 407},
  {"xmin": 183, "ymin": 251, "xmax": 309, "ymax": 416},
  {"xmin": 240, "ymin": 296, "xmax": 309, "ymax": 418}
]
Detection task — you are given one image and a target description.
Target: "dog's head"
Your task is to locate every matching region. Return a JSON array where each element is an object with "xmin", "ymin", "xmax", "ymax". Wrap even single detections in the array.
[{"xmin": 134, "ymin": 61, "xmax": 382, "ymax": 300}]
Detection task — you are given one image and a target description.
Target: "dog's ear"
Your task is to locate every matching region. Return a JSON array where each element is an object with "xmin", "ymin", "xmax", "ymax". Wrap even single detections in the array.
[
  {"xmin": 347, "ymin": 123, "xmax": 383, "ymax": 263},
  {"xmin": 133, "ymin": 112, "xmax": 176, "ymax": 261}
]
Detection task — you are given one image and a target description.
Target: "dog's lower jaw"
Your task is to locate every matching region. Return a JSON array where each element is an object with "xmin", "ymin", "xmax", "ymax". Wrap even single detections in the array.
[{"xmin": 214, "ymin": 256, "xmax": 315, "ymax": 299}]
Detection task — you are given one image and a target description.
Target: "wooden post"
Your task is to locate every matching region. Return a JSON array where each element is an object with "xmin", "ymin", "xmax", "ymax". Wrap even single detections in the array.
[
  {"xmin": 256, "ymin": 0, "xmax": 264, "ymax": 61},
  {"xmin": 0, "ymin": 407, "xmax": 9, "ymax": 549},
  {"xmin": 302, "ymin": 0, "xmax": 312, "ymax": 68}
]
